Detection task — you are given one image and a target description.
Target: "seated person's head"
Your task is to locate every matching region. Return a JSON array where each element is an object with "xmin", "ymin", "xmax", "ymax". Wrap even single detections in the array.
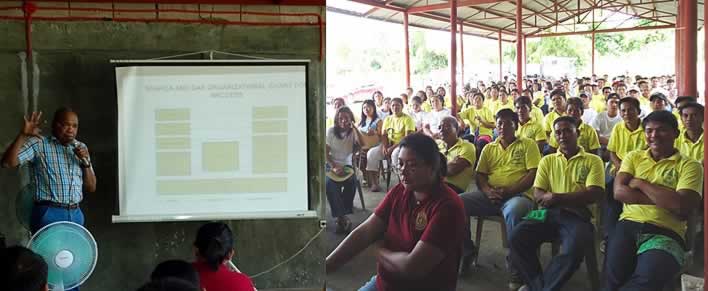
[
  {"xmin": 649, "ymin": 93, "xmax": 668, "ymax": 112},
  {"xmin": 675, "ymin": 96, "xmax": 697, "ymax": 110},
  {"xmin": 136, "ymin": 278, "xmax": 200, "ymax": 291},
  {"xmin": 397, "ymin": 133, "xmax": 447, "ymax": 191},
  {"xmin": 1, "ymin": 246, "xmax": 48, "ymax": 291},
  {"xmin": 151, "ymin": 259, "xmax": 199, "ymax": 288},
  {"xmin": 679, "ymin": 102, "xmax": 704, "ymax": 131},
  {"xmin": 495, "ymin": 109, "xmax": 519, "ymax": 139},
  {"xmin": 194, "ymin": 222, "xmax": 235, "ymax": 271},
  {"xmin": 553, "ymin": 116, "xmax": 581, "ymax": 151},
  {"xmin": 565, "ymin": 97, "xmax": 584, "ymax": 121},
  {"xmin": 642, "ymin": 111, "xmax": 680, "ymax": 150}
]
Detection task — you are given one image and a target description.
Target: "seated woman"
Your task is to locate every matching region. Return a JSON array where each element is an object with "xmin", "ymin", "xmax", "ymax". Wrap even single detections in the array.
[
  {"xmin": 326, "ymin": 106, "xmax": 360, "ymax": 233},
  {"xmin": 422, "ymin": 95, "xmax": 451, "ymax": 138},
  {"xmin": 366, "ymin": 98, "xmax": 416, "ymax": 192},
  {"xmin": 357, "ymin": 100, "xmax": 383, "ymax": 188},
  {"xmin": 192, "ymin": 222, "xmax": 255, "ymax": 291},
  {"xmin": 326, "ymin": 133, "xmax": 466, "ymax": 291},
  {"xmin": 407, "ymin": 96, "xmax": 427, "ymax": 130}
]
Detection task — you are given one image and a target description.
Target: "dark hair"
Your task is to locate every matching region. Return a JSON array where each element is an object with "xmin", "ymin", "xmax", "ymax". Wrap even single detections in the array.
[
  {"xmin": 649, "ymin": 92, "xmax": 667, "ymax": 103},
  {"xmin": 642, "ymin": 110, "xmax": 679, "ymax": 132},
  {"xmin": 194, "ymin": 222, "xmax": 234, "ymax": 271},
  {"xmin": 619, "ymin": 97, "xmax": 640, "ymax": 111},
  {"xmin": 397, "ymin": 133, "xmax": 448, "ymax": 185},
  {"xmin": 392, "ymin": 97, "xmax": 404, "ymax": 106},
  {"xmin": 607, "ymin": 93, "xmax": 620, "ymax": 101},
  {"xmin": 333, "ymin": 106, "xmax": 355, "ymax": 139},
  {"xmin": 514, "ymin": 96, "xmax": 532, "ymax": 110},
  {"xmin": 411, "ymin": 96, "xmax": 422, "ymax": 104},
  {"xmin": 679, "ymin": 102, "xmax": 704, "ymax": 115},
  {"xmin": 151, "ymin": 260, "xmax": 200, "ymax": 287},
  {"xmin": 52, "ymin": 107, "xmax": 77, "ymax": 125},
  {"xmin": 554, "ymin": 116, "xmax": 580, "ymax": 129},
  {"xmin": 473, "ymin": 92, "xmax": 485, "ymax": 101},
  {"xmin": 550, "ymin": 89, "xmax": 566, "ymax": 99},
  {"xmin": 566, "ymin": 97, "xmax": 584, "ymax": 114},
  {"xmin": 496, "ymin": 108, "xmax": 519, "ymax": 129},
  {"xmin": 359, "ymin": 100, "xmax": 380, "ymax": 127},
  {"xmin": 675, "ymin": 96, "xmax": 697, "ymax": 105},
  {"xmin": 372, "ymin": 91, "xmax": 383, "ymax": 100},
  {"xmin": 602, "ymin": 86, "xmax": 612, "ymax": 92},
  {"xmin": 2, "ymin": 246, "xmax": 48, "ymax": 291},
  {"xmin": 136, "ymin": 278, "xmax": 200, "ymax": 291},
  {"xmin": 441, "ymin": 116, "xmax": 459, "ymax": 132},
  {"xmin": 432, "ymin": 95, "xmax": 445, "ymax": 107}
]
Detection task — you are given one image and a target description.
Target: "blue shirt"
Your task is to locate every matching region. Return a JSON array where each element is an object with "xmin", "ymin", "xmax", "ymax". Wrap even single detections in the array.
[{"xmin": 17, "ymin": 136, "xmax": 87, "ymax": 204}]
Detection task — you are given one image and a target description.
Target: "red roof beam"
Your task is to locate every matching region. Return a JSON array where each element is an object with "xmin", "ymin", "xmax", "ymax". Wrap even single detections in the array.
[
  {"xmin": 407, "ymin": 0, "xmax": 503, "ymax": 13},
  {"xmin": 34, "ymin": 0, "xmax": 325, "ymax": 4},
  {"xmin": 347, "ymin": 0, "xmax": 406, "ymax": 12},
  {"xmin": 525, "ymin": 23, "xmax": 674, "ymax": 37},
  {"xmin": 419, "ymin": 11, "xmax": 517, "ymax": 34}
]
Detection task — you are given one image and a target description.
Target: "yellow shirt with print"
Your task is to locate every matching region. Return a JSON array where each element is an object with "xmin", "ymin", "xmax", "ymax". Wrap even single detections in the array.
[
  {"xmin": 444, "ymin": 95, "xmax": 465, "ymax": 112},
  {"xmin": 421, "ymin": 102, "xmax": 432, "ymax": 113},
  {"xmin": 494, "ymin": 100, "xmax": 514, "ymax": 114},
  {"xmin": 477, "ymin": 137, "xmax": 542, "ymax": 198},
  {"xmin": 543, "ymin": 110, "xmax": 563, "ymax": 134},
  {"xmin": 675, "ymin": 130, "xmax": 704, "ymax": 162},
  {"xmin": 619, "ymin": 149, "xmax": 703, "ymax": 237},
  {"xmin": 476, "ymin": 107, "xmax": 495, "ymax": 137},
  {"xmin": 533, "ymin": 91, "xmax": 545, "ymax": 107},
  {"xmin": 484, "ymin": 98, "xmax": 498, "ymax": 114},
  {"xmin": 440, "ymin": 138, "xmax": 477, "ymax": 191},
  {"xmin": 517, "ymin": 118, "xmax": 547, "ymax": 142},
  {"xmin": 533, "ymin": 147, "xmax": 605, "ymax": 213},
  {"xmin": 607, "ymin": 120, "xmax": 647, "ymax": 161},
  {"xmin": 590, "ymin": 95, "xmax": 607, "ymax": 113},
  {"xmin": 381, "ymin": 113, "xmax": 416, "ymax": 144},
  {"xmin": 548, "ymin": 122, "xmax": 601, "ymax": 152}
]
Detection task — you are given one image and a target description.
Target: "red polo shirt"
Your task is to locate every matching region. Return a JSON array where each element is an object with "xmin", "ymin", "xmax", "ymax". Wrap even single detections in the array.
[
  {"xmin": 374, "ymin": 183, "xmax": 466, "ymax": 291},
  {"xmin": 192, "ymin": 261, "xmax": 254, "ymax": 291}
]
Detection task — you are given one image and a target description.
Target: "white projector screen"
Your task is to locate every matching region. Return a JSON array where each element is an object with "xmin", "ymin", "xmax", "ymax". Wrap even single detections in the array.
[{"xmin": 112, "ymin": 60, "xmax": 314, "ymax": 222}]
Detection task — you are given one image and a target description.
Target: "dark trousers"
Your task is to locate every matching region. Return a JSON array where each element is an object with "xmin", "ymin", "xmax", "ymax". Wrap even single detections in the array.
[
  {"xmin": 509, "ymin": 208, "xmax": 594, "ymax": 291},
  {"xmin": 325, "ymin": 175, "xmax": 356, "ymax": 218},
  {"xmin": 603, "ymin": 176, "xmax": 624, "ymax": 239},
  {"xmin": 602, "ymin": 220, "xmax": 682, "ymax": 291}
]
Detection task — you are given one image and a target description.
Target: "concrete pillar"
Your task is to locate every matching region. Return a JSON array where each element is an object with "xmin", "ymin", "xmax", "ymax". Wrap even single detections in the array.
[{"xmin": 450, "ymin": 0, "xmax": 458, "ymax": 115}]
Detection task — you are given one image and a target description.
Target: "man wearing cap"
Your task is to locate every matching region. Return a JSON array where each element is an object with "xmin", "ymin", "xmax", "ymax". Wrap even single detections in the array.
[
  {"xmin": 649, "ymin": 92, "xmax": 669, "ymax": 112},
  {"xmin": 1, "ymin": 108, "xmax": 96, "ymax": 233}
]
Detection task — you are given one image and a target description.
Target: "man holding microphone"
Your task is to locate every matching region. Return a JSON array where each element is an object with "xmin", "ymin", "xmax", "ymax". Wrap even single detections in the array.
[{"xmin": 2, "ymin": 108, "xmax": 96, "ymax": 233}]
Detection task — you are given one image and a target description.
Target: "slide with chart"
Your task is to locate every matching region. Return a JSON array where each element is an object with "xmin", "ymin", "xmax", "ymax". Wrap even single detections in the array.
[{"xmin": 113, "ymin": 61, "xmax": 312, "ymax": 222}]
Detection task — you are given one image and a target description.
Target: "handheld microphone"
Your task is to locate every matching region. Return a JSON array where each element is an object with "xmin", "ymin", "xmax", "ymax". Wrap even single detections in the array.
[{"xmin": 72, "ymin": 140, "xmax": 90, "ymax": 166}]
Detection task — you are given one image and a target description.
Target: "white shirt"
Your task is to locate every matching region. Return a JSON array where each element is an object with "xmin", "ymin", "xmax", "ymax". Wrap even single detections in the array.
[
  {"xmin": 591, "ymin": 111, "xmax": 622, "ymax": 140},
  {"xmin": 581, "ymin": 108, "xmax": 598, "ymax": 125},
  {"xmin": 409, "ymin": 110, "xmax": 427, "ymax": 129},
  {"xmin": 326, "ymin": 127, "xmax": 354, "ymax": 166},
  {"xmin": 424, "ymin": 108, "xmax": 451, "ymax": 134}
]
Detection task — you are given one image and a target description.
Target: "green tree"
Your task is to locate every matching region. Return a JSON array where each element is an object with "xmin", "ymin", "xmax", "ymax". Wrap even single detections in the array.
[
  {"xmin": 410, "ymin": 30, "xmax": 448, "ymax": 74},
  {"xmin": 506, "ymin": 36, "xmax": 587, "ymax": 69},
  {"xmin": 585, "ymin": 21, "xmax": 667, "ymax": 56}
]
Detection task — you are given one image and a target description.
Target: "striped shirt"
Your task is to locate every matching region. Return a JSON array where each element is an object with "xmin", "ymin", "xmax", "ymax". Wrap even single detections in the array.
[{"xmin": 17, "ymin": 136, "xmax": 86, "ymax": 204}]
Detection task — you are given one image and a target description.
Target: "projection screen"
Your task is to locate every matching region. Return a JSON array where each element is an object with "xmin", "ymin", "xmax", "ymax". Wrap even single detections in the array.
[{"xmin": 112, "ymin": 60, "xmax": 314, "ymax": 222}]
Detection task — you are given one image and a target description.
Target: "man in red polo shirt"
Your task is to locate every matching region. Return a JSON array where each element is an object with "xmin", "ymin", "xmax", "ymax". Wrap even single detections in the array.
[{"xmin": 326, "ymin": 133, "xmax": 465, "ymax": 291}]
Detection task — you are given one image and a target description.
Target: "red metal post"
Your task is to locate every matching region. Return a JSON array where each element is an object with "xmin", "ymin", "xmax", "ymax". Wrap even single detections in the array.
[
  {"xmin": 523, "ymin": 35, "xmax": 527, "ymax": 80},
  {"xmin": 675, "ymin": 5, "xmax": 680, "ymax": 78},
  {"xmin": 499, "ymin": 30, "xmax": 502, "ymax": 81},
  {"xmin": 677, "ymin": 0, "xmax": 697, "ymax": 97},
  {"xmin": 516, "ymin": 0, "xmax": 522, "ymax": 91},
  {"xmin": 591, "ymin": 32, "xmax": 595, "ymax": 76},
  {"xmin": 404, "ymin": 12, "xmax": 411, "ymax": 88},
  {"xmin": 450, "ymin": 0, "xmax": 458, "ymax": 115},
  {"xmin": 460, "ymin": 22, "xmax": 465, "ymax": 88}
]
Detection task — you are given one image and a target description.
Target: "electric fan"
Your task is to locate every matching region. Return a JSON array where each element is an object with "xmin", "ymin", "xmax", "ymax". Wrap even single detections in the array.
[{"xmin": 27, "ymin": 221, "xmax": 98, "ymax": 291}]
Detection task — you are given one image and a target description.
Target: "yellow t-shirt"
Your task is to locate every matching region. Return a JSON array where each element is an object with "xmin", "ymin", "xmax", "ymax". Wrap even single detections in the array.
[
  {"xmin": 476, "ymin": 107, "xmax": 495, "ymax": 137},
  {"xmin": 516, "ymin": 118, "xmax": 546, "ymax": 142},
  {"xmin": 325, "ymin": 117, "xmax": 334, "ymax": 129},
  {"xmin": 639, "ymin": 96, "xmax": 651, "ymax": 110},
  {"xmin": 543, "ymin": 110, "xmax": 564, "ymax": 133},
  {"xmin": 619, "ymin": 149, "xmax": 703, "ymax": 237},
  {"xmin": 675, "ymin": 130, "xmax": 704, "ymax": 162},
  {"xmin": 548, "ymin": 122, "xmax": 601, "ymax": 152},
  {"xmin": 460, "ymin": 106, "xmax": 494, "ymax": 137},
  {"xmin": 421, "ymin": 102, "xmax": 432, "ymax": 113},
  {"xmin": 672, "ymin": 110, "xmax": 685, "ymax": 131},
  {"xmin": 534, "ymin": 148, "xmax": 605, "ymax": 212},
  {"xmin": 530, "ymin": 106, "xmax": 544, "ymax": 124},
  {"xmin": 607, "ymin": 121, "xmax": 647, "ymax": 161},
  {"xmin": 590, "ymin": 94, "xmax": 607, "ymax": 113},
  {"xmin": 477, "ymin": 137, "xmax": 542, "ymax": 198},
  {"xmin": 494, "ymin": 100, "xmax": 514, "ymax": 114},
  {"xmin": 440, "ymin": 138, "xmax": 477, "ymax": 191},
  {"xmin": 533, "ymin": 91, "xmax": 545, "ymax": 107},
  {"xmin": 381, "ymin": 113, "xmax": 416, "ymax": 144}
]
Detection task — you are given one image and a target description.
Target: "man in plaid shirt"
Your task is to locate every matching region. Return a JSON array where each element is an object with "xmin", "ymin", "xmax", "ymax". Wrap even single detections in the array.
[{"xmin": 2, "ymin": 108, "xmax": 96, "ymax": 233}]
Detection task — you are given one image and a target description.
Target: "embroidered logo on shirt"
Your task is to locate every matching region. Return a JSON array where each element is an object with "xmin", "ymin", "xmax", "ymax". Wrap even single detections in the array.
[
  {"xmin": 661, "ymin": 168, "xmax": 678, "ymax": 187},
  {"xmin": 576, "ymin": 165, "xmax": 590, "ymax": 185},
  {"xmin": 415, "ymin": 210, "xmax": 428, "ymax": 231}
]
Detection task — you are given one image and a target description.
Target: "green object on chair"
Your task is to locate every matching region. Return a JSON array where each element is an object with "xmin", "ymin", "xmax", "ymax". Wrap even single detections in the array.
[{"xmin": 523, "ymin": 209, "xmax": 547, "ymax": 222}]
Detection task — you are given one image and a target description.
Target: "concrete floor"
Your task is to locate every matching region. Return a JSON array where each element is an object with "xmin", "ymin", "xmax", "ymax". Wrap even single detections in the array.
[{"xmin": 324, "ymin": 175, "xmax": 704, "ymax": 291}]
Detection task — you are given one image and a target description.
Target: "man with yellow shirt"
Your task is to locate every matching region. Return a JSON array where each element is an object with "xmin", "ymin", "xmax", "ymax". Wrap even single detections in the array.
[
  {"xmin": 605, "ymin": 111, "xmax": 703, "ymax": 290},
  {"xmin": 365, "ymin": 98, "xmax": 415, "ymax": 192},
  {"xmin": 458, "ymin": 109, "xmax": 540, "ymax": 284},
  {"xmin": 673, "ymin": 96, "xmax": 696, "ymax": 130},
  {"xmin": 603, "ymin": 97, "xmax": 647, "ymax": 244},
  {"xmin": 675, "ymin": 102, "xmax": 704, "ymax": 162},
  {"xmin": 459, "ymin": 92, "xmax": 495, "ymax": 155},
  {"xmin": 543, "ymin": 89, "xmax": 567, "ymax": 136},
  {"xmin": 590, "ymin": 86, "xmax": 610, "ymax": 113},
  {"xmin": 510, "ymin": 116, "xmax": 605, "ymax": 291},
  {"xmin": 515, "ymin": 96, "xmax": 546, "ymax": 152},
  {"xmin": 494, "ymin": 89, "xmax": 515, "ymax": 114},
  {"xmin": 548, "ymin": 97, "xmax": 601, "ymax": 155},
  {"xmin": 439, "ymin": 117, "xmax": 477, "ymax": 194}
]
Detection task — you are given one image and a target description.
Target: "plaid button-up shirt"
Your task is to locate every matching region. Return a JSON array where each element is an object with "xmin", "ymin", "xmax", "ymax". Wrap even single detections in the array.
[{"xmin": 17, "ymin": 135, "xmax": 86, "ymax": 204}]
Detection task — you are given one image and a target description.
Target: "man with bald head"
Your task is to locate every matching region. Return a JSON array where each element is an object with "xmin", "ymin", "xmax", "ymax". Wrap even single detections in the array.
[{"xmin": 1, "ymin": 108, "xmax": 96, "ymax": 233}]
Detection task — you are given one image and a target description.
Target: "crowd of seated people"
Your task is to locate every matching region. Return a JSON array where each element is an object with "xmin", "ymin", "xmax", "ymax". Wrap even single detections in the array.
[
  {"xmin": 325, "ymin": 73, "xmax": 704, "ymax": 291},
  {"xmin": 1, "ymin": 222, "xmax": 255, "ymax": 291}
]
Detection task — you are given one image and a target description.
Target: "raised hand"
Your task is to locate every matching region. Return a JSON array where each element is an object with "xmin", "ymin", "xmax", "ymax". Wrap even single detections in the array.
[{"xmin": 22, "ymin": 111, "xmax": 43, "ymax": 137}]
